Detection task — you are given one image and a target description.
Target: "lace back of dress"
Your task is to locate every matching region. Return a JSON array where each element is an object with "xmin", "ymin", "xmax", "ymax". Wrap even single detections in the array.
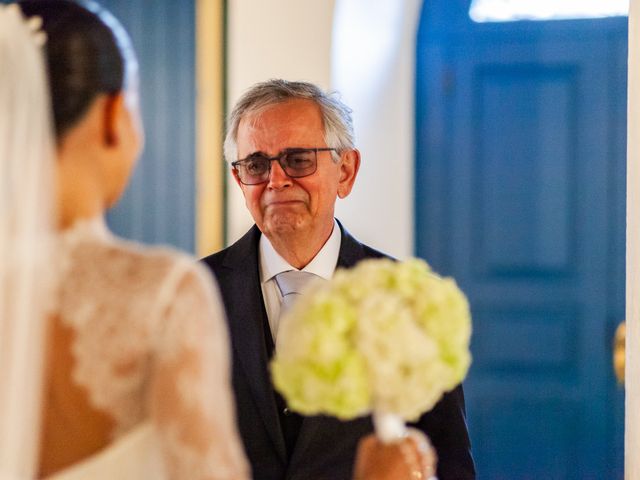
[{"xmin": 0, "ymin": 6, "xmax": 55, "ymax": 479}]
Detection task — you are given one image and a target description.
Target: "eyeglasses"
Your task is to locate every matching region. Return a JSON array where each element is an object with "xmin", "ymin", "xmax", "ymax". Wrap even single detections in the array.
[{"xmin": 231, "ymin": 147, "xmax": 337, "ymax": 185}]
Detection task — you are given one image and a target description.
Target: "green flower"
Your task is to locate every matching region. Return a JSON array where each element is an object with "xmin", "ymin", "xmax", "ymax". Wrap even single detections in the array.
[{"xmin": 270, "ymin": 258, "xmax": 472, "ymax": 421}]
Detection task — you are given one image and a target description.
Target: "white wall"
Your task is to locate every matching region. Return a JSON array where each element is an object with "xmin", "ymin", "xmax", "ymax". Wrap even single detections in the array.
[
  {"xmin": 627, "ymin": 0, "xmax": 639, "ymax": 477},
  {"xmin": 226, "ymin": 0, "xmax": 336, "ymax": 244},
  {"xmin": 332, "ymin": 0, "xmax": 421, "ymax": 259},
  {"xmin": 225, "ymin": 0, "xmax": 419, "ymax": 259}
]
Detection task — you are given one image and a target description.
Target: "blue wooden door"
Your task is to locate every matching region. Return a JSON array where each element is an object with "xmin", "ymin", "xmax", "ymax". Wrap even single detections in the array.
[{"xmin": 416, "ymin": 1, "xmax": 626, "ymax": 478}]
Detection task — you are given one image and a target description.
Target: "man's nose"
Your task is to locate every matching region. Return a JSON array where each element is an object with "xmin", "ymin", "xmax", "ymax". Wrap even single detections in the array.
[{"xmin": 267, "ymin": 159, "xmax": 292, "ymax": 188}]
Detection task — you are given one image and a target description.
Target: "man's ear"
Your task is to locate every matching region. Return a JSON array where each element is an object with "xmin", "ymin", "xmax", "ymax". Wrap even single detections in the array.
[
  {"xmin": 103, "ymin": 92, "xmax": 126, "ymax": 147},
  {"xmin": 337, "ymin": 148, "xmax": 361, "ymax": 198},
  {"xmin": 231, "ymin": 166, "xmax": 245, "ymax": 189}
]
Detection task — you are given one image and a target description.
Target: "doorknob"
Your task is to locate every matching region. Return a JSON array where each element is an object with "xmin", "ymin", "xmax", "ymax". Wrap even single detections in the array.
[{"xmin": 613, "ymin": 321, "xmax": 625, "ymax": 385}]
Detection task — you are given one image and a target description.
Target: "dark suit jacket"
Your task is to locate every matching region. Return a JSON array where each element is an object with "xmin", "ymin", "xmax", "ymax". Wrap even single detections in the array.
[{"xmin": 202, "ymin": 223, "xmax": 475, "ymax": 480}]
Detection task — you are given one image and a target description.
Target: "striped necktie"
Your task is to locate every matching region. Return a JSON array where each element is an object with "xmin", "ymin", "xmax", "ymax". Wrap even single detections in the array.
[{"xmin": 274, "ymin": 270, "xmax": 320, "ymax": 316}]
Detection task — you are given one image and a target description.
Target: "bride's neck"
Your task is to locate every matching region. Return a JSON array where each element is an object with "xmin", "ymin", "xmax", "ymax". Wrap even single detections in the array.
[
  {"xmin": 56, "ymin": 188, "xmax": 104, "ymax": 230},
  {"xmin": 56, "ymin": 143, "xmax": 107, "ymax": 230}
]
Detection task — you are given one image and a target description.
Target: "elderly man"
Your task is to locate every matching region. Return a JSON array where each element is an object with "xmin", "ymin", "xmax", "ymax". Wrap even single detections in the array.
[{"xmin": 202, "ymin": 80, "xmax": 475, "ymax": 480}]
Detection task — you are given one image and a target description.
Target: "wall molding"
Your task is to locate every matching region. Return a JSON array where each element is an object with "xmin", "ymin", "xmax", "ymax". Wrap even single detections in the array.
[{"xmin": 196, "ymin": 0, "xmax": 225, "ymax": 256}]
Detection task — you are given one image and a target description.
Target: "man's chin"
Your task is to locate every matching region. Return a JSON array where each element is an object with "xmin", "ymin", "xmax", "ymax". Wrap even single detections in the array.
[{"xmin": 263, "ymin": 214, "xmax": 309, "ymax": 237}]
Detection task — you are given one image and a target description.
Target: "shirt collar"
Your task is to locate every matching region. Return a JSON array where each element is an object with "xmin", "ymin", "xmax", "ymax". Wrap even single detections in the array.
[{"xmin": 259, "ymin": 219, "xmax": 341, "ymax": 283}]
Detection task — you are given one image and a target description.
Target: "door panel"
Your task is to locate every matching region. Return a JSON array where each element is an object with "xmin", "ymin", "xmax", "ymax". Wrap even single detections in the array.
[{"xmin": 416, "ymin": 2, "xmax": 626, "ymax": 478}]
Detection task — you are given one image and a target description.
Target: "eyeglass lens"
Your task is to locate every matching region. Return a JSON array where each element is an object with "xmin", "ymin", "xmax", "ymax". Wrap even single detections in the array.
[{"xmin": 236, "ymin": 149, "xmax": 317, "ymax": 184}]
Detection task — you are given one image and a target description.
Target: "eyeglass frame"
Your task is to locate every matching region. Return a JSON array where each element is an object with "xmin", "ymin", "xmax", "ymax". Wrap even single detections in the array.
[{"xmin": 231, "ymin": 147, "xmax": 338, "ymax": 185}]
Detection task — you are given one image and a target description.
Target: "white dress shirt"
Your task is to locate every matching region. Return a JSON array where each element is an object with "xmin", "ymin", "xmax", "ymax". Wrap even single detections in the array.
[{"xmin": 259, "ymin": 220, "xmax": 341, "ymax": 343}]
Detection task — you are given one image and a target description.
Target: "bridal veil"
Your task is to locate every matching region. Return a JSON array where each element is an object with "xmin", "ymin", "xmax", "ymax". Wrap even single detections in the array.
[{"xmin": 0, "ymin": 5, "xmax": 55, "ymax": 478}]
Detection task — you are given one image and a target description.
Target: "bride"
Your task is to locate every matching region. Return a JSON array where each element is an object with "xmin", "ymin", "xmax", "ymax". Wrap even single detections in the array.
[{"xmin": 0, "ymin": 1, "xmax": 249, "ymax": 479}]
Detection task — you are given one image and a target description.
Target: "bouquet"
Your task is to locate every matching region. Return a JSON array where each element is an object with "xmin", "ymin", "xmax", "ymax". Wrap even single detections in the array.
[{"xmin": 271, "ymin": 258, "xmax": 472, "ymax": 442}]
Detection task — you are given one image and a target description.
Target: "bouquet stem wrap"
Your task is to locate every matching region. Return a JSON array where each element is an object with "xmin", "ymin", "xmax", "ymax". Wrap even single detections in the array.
[{"xmin": 373, "ymin": 411, "xmax": 407, "ymax": 444}]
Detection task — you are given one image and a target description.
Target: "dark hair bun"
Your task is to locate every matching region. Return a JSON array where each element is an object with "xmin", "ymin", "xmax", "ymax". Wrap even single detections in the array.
[{"xmin": 19, "ymin": 0, "xmax": 130, "ymax": 138}]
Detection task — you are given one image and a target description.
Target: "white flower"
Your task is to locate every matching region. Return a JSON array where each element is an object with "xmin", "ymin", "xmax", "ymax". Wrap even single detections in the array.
[{"xmin": 271, "ymin": 258, "xmax": 472, "ymax": 421}]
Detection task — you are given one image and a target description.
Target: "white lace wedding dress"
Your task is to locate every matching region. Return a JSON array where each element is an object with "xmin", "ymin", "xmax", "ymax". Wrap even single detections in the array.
[{"xmin": 40, "ymin": 218, "xmax": 249, "ymax": 480}]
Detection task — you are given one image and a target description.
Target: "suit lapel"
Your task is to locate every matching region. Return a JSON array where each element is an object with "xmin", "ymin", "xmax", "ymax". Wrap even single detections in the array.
[
  {"xmin": 221, "ymin": 226, "xmax": 287, "ymax": 462},
  {"xmin": 334, "ymin": 220, "xmax": 369, "ymax": 270},
  {"xmin": 287, "ymin": 222, "xmax": 367, "ymax": 472}
]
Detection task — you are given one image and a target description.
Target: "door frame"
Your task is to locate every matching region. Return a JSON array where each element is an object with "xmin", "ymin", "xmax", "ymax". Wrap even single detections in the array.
[{"xmin": 626, "ymin": 0, "xmax": 639, "ymax": 477}]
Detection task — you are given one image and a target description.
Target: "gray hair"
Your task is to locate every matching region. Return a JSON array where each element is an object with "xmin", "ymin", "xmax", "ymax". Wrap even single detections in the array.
[{"xmin": 223, "ymin": 79, "xmax": 355, "ymax": 163}]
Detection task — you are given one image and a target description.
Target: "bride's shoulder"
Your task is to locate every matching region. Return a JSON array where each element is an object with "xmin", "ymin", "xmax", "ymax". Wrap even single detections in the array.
[
  {"xmin": 60, "ymin": 217, "xmax": 199, "ymax": 278},
  {"xmin": 57, "ymin": 217, "xmax": 214, "ymax": 309}
]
